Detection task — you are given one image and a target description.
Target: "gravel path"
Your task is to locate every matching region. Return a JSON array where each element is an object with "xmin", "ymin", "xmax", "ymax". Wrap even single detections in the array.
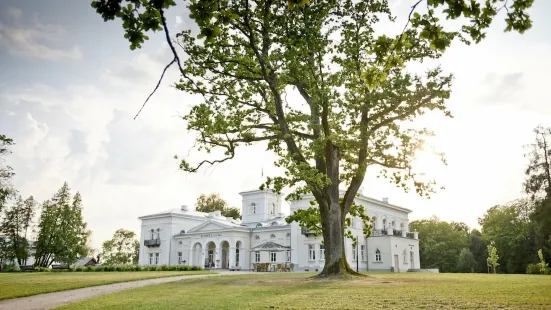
[{"xmin": 0, "ymin": 272, "xmax": 238, "ymax": 310}]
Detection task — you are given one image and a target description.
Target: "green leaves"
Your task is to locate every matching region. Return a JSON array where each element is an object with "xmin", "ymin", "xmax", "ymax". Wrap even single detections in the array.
[{"xmin": 91, "ymin": 0, "xmax": 176, "ymax": 50}]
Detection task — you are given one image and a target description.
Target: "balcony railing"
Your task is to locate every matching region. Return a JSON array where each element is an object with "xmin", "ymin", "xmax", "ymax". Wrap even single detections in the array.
[
  {"xmin": 371, "ymin": 229, "xmax": 418, "ymax": 239},
  {"xmin": 144, "ymin": 239, "xmax": 161, "ymax": 247}
]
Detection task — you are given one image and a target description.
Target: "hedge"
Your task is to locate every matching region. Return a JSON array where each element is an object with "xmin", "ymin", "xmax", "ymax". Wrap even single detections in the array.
[{"xmin": 1, "ymin": 264, "xmax": 202, "ymax": 273}]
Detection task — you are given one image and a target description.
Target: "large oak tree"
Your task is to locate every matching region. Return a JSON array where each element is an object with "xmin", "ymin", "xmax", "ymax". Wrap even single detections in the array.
[{"xmin": 92, "ymin": 0, "xmax": 535, "ymax": 277}]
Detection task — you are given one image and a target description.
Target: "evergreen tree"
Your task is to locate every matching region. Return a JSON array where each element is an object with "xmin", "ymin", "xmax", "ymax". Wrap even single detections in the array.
[
  {"xmin": 456, "ymin": 248, "xmax": 477, "ymax": 273},
  {"xmin": 34, "ymin": 183, "xmax": 89, "ymax": 266},
  {"xmin": 0, "ymin": 195, "xmax": 37, "ymax": 265}
]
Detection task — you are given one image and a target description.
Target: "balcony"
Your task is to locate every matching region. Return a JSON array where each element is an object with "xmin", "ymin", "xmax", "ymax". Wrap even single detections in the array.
[
  {"xmin": 301, "ymin": 227, "xmax": 318, "ymax": 237},
  {"xmin": 371, "ymin": 229, "xmax": 418, "ymax": 239},
  {"xmin": 144, "ymin": 239, "xmax": 161, "ymax": 247}
]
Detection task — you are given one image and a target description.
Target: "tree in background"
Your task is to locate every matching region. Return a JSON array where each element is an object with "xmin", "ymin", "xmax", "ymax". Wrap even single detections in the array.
[
  {"xmin": 468, "ymin": 229, "xmax": 488, "ymax": 273},
  {"xmin": 456, "ymin": 248, "xmax": 477, "ymax": 273},
  {"xmin": 92, "ymin": 0, "xmax": 535, "ymax": 277},
  {"xmin": 102, "ymin": 229, "xmax": 139, "ymax": 265},
  {"xmin": 479, "ymin": 199, "xmax": 534, "ymax": 273},
  {"xmin": 0, "ymin": 196, "xmax": 37, "ymax": 265},
  {"xmin": 195, "ymin": 193, "xmax": 241, "ymax": 220},
  {"xmin": 487, "ymin": 244, "xmax": 500, "ymax": 274},
  {"xmin": 0, "ymin": 135, "xmax": 15, "ymax": 213},
  {"xmin": 34, "ymin": 183, "xmax": 89, "ymax": 266},
  {"xmin": 524, "ymin": 125, "xmax": 551, "ymax": 263},
  {"xmin": 409, "ymin": 217, "xmax": 469, "ymax": 272},
  {"xmin": 536, "ymin": 249, "xmax": 549, "ymax": 274}
]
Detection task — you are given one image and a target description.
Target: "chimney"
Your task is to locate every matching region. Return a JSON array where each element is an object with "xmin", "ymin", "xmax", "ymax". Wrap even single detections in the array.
[
  {"xmin": 382, "ymin": 197, "xmax": 389, "ymax": 203},
  {"xmin": 214, "ymin": 210, "xmax": 222, "ymax": 217},
  {"xmin": 181, "ymin": 205, "xmax": 188, "ymax": 211}
]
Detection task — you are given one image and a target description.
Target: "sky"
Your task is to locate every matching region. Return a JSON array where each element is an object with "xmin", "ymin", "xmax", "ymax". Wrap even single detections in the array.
[{"xmin": 1, "ymin": 0, "xmax": 550, "ymax": 250}]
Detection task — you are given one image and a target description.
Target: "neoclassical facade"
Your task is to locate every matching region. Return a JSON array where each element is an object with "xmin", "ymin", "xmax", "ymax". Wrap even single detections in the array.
[{"xmin": 138, "ymin": 189, "xmax": 420, "ymax": 272}]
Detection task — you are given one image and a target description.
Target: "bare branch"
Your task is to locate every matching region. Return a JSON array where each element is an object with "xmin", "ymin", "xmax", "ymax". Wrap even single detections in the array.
[{"xmin": 134, "ymin": 59, "xmax": 176, "ymax": 119}]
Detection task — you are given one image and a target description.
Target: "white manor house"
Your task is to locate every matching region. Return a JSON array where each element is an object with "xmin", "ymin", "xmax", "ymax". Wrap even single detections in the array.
[{"xmin": 138, "ymin": 189, "xmax": 420, "ymax": 272}]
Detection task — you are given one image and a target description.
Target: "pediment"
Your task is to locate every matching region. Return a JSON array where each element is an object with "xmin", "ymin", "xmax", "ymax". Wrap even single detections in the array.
[{"xmin": 188, "ymin": 220, "xmax": 233, "ymax": 233}]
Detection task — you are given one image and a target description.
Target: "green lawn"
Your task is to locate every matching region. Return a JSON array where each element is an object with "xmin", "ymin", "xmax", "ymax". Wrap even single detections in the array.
[
  {"xmin": 56, "ymin": 272, "xmax": 551, "ymax": 309},
  {"xmin": 0, "ymin": 271, "xmax": 214, "ymax": 300}
]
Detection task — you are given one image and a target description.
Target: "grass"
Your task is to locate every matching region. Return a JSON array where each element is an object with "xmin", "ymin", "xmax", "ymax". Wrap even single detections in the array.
[
  {"xmin": 0, "ymin": 271, "xmax": 214, "ymax": 300},
  {"xmin": 56, "ymin": 272, "xmax": 551, "ymax": 310}
]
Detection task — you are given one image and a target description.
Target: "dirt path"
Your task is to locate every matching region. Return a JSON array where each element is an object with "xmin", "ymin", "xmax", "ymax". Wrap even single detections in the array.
[{"xmin": 0, "ymin": 272, "xmax": 235, "ymax": 310}]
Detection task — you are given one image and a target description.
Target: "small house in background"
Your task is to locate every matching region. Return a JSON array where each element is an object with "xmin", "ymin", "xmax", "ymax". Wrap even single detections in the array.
[{"xmin": 73, "ymin": 257, "xmax": 98, "ymax": 267}]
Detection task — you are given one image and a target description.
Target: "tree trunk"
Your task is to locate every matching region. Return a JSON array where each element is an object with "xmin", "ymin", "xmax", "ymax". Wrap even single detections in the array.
[{"xmin": 316, "ymin": 191, "xmax": 360, "ymax": 278}]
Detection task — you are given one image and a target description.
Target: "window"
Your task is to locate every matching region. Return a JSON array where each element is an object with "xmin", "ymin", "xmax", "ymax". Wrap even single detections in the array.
[
  {"xmin": 255, "ymin": 251, "xmax": 260, "ymax": 262},
  {"xmin": 256, "ymin": 223, "xmax": 263, "ymax": 227},
  {"xmin": 236, "ymin": 248, "xmax": 240, "ymax": 266},
  {"xmin": 286, "ymin": 232, "xmax": 291, "ymax": 238},
  {"xmin": 208, "ymin": 249, "xmax": 214, "ymax": 263},
  {"xmin": 255, "ymin": 235, "xmax": 260, "ymax": 240},
  {"xmin": 150, "ymin": 229, "xmax": 154, "ymax": 240},
  {"xmin": 352, "ymin": 246, "xmax": 356, "ymax": 261},
  {"xmin": 403, "ymin": 249, "xmax": 407, "ymax": 264},
  {"xmin": 156, "ymin": 228, "xmax": 160, "ymax": 239},
  {"xmin": 271, "ymin": 222, "xmax": 278, "ymax": 226},
  {"xmin": 155, "ymin": 253, "xmax": 160, "ymax": 265},
  {"xmin": 178, "ymin": 252, "xmax": 183, "ymax": 264},
  {"xmin": 270, "ymin": 252, "xmax": 277, "ymax": 262},
  {"xmin": 382, "ymin": 219, "xmax": 387, "ymax": 229},
  {"xmin": 372, "ymin": 217, "xmax": 377, "ymax": 229},
  {"xmin": 250, "ymin": 202, "xmax": 256, "ymax": 214},
  {"xmin": 400, "ymin": 222, "xmax": 405, "ymax": 231},
  {"xmin": 270, "ymin": 234, "xmax": 276, "ymax": 239},
  {"xmin": 319, "ymin": 244, "xmax": 325, "ymax": 260},
  {"xmin": 271, "ymin": 203, "xmax": 275, "ymax": 214},
  {"xmin": 391, "ymin": 221, "xmax": 396, "ymax": 229},
  {"xmin": 286, "ymin": 250, "xmax": 291, "ymax": 262},
  {"xmin": 308, "ymin": 244, "xmax": 316, "ymax": 260},
  {"xmin": 375, "ymin": 249, "xmax": 381, "ymax": 262},
  {"xmin": 149, "ymin": 253, "xmax": 153, "ymax": 265},
  {"xmin": 360, "ymin": 245, "xmax": 365, "ymax": 261}
]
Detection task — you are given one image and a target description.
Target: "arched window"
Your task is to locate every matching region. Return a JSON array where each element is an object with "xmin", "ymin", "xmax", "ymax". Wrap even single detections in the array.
[
  {"xmin": 375, "ymin": 249, "xmax": 381, "ymax": 262},
  {"xmin": 150, "ymin": 229, "xmax": 154, "ymax": 240},
  {"xmin": 256, "ymin": 223, "xmax": 263, "ymax": 227},
  {"xmin": 250, "ymin": 202, "xmax": 256, "ymax": 214},
  {"xmin": 400, "ymin": 222, "xmax": 405, "ymax": 231},
  {"xmin": 382, "ymin": 219, "xmax": 387, "ymax": 229},
  {"xmin": 270, "ymin": 234, "xmax": 276, "ymax": 239},
  {"xmin": 255, "ymin": 235, "xmax": 260, "ymax": 240},
  {"xmin": 180, "ymin": 230, "xmax": 186, "ymax": 234},
  {"xmin": 372, "ymin": 217, "xmax": 377, "ymax": 229},
  {"xmin": 235, "ymin": 242, "xmax": 241, "ymax": 267},
  {"xmin": 391, "ymin": 220, "xmax": 396, "ymax": 229}
]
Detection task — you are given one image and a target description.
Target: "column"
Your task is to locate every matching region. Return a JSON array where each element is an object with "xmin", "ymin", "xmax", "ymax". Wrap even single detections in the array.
[{"xmin": 228, "ymin": 247, "xmax": 235, "ymax": 269}]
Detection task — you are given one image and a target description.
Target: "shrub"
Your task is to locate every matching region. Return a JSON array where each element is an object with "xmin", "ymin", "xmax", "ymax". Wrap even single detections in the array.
[
  {"xmin": 527, "ymin": 264, "xmax": 541, "ymax": 274},
  {"xmin": 115, "ymin": 265, "xmax": 123, "ymax": 272},
  {"xmin": 85, "ymin": 266, "xmax": 94, "ymax": 272},
  {"xmin": 148, "ymin": 265, "xmax": 157, "ymax": 271},
  {"xmin": 1, "ymin": 264, "xmax": 18, "ymax": 272},
  {"xmin": 95, "ymin": 265, "xmax": 105, "ymax": 272},
  {"xmin": 191, "ymin": 265, "xmax": 200, "ymax": 271},
  {"xmin": 74, "ymin": 266, "xmax": 84, "ymax": 272},
  {"xmin": 169, "ymin": 265, "xmax": 178, "ymax": 271},
  {"xmin": 37, "ymin": 267, "xmax": 51, "ymax": 272},
  {"xmin": 160, "ymin": 264, "xmax": 169, "ymax": 271}
]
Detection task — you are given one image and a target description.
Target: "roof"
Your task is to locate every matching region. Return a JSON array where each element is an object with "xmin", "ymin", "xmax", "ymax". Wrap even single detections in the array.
[
  {"xmin": 73, "ymin": 257, "xmax": 97, "ymax": 267},
  {"xmin": 251, "ymin": 241, "xmax": 291, "ymax": 251}
]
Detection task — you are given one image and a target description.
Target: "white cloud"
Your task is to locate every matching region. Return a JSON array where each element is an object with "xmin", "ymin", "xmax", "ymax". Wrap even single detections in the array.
[{"xmin": 0, "ymin": 8, "xmax": 82, "ymax": 60}]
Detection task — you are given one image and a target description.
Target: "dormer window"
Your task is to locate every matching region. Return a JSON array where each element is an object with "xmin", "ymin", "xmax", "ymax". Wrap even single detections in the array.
[
  {"xmin": 180, "ymin": 230, "xmax": 186, "ymax": 234},
  {"xmin": 255, "ymin": 235, "xmax": 260, "ymax": 240},
  {"xmin": 270, "ymin": 234, "xmax": 276, "ymax": 239},
  {"xmin": 256, "ymin": 223, "xmax": 263, "ymax": 227},
  {"xmin": 271, "ymin": 222, "xmax": 278, "ymax": 226}
]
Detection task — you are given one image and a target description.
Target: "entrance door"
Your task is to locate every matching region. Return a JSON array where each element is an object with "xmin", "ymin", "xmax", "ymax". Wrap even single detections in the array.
[
  {"xmin": 410, "ymin": 251, "xmax": 414, "ymax": 269},
  {"xmin": 394, "ymin": 255, "xmax": 399, "ymax": 272}
]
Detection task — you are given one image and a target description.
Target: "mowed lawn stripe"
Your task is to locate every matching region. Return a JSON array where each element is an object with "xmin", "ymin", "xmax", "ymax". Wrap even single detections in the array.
[
  {"xmin": 0, "ymin": 271, "xmax": 214, "ymax": 300},
  {"xmin": 55, "ymin": 272, "xmax": 551, "ymax": 310}
]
